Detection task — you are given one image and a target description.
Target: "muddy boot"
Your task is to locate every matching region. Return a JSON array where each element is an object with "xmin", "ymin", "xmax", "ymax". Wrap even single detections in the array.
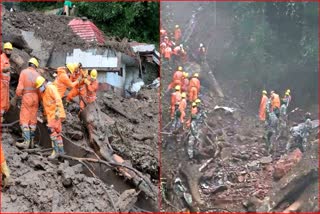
[
  {"xmin": 57, "ymin": 138, "xmax": 65, "ymax": 156},
  {"xmin": 30, "ymin": 128, "xmax": 36, "ymax": 149},
  {"xmin": 16, "ymin": 127, "xmax": 30, "ymax": 149},
  {"xmin": 48, "ymin": 140, "xmax": 59, "ymax": 160}
]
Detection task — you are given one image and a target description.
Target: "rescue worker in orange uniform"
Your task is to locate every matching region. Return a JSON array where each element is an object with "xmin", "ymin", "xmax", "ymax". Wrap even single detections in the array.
[
  {"xmin": 179, "ymin": 92, "xmax": 187, "ymax": 123},
  {"xmin": 164, "ymin": 46, "xmax": 172, "ymax": 61},
  {"xmin": 174, "ymin": 25, "xmax": 182, "ymax": 44},
  {"xmin": 171, "ymin": 85, "xmax": 182, "ymax": 119},
  {"xmin": 1, "ymin": 144, "xmax": 11, "ymax": 187},
  {"xmin": 54, "ymin": 63, "xmax": 80, "ymax": 98},
  {"xmin": 270, "ymin": 90, "xmax": 281, "ymax": 118},
  {"xmin": 35, "ymin": 76, "xmax": 66, "ymax": 159},
  {"xmin": 259, "ymin": 90, "xmax": 268, "ymax": 121},
  {"xmin": 82, "ymin": 69, "xmax": 99, "ymax": 110},
  {"xmin": 14, "ymin": 58, "xmax": 40, "ymax": 149},
  {"xmin": 1, "ymin": 42, "xmax": 13, "ymax": 123},
  {"xmin": 181, "ymin": 72, "xmax": 189, "ymax": 93},
  {"xmin": 160, "ymin": 28, "xmax": 167, "ymax": 41},
  {"xmin": 66, "ymin": 64, "xmax": 88, "ymax": 106},
  {"xmin": 168, "ymin": 66, "xmax": 183, "ymax": 90},
  {"xmin": 160, "ymin": 42, "xmax": 167, "ymax": 56},
  {"xmin": 188, "ymin": 73, "xmax": 200, "ymax": 102}
]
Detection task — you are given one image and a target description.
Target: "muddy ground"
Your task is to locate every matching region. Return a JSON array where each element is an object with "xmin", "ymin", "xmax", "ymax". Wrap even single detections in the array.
[{"xmin": 160, "ymin": 2, "xmax": 318, "ymax": 212}]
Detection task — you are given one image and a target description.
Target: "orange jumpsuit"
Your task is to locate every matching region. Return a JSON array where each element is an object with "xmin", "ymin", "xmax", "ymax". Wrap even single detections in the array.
[
  {"xmin": 271, "ymin": 93, "xmax": 281, "ymax": 111},
  {"xmin": 66, "ymin": 69, "xmax": 87, "ymax": 103},
  {"xmin": 181, "ymin": 77, "xmax": 189, "ymax": 93},
  {"xmin": 0, "ymin": 143, "xmax": 6, "ymax": 166},
  {"xmin": 40, "ymin": 83, "xmax": 66, "ymax": 152},
  {"xmin": 54, "ymin": 67, "xmax": 77, "ymax": 98},
  {"xmin": 179, "ymin": 98, "xmax": 187, "ymax": 123},
  {"xmin": 171, "ymin": 91, "xmax": 181, "ymax": 118},
  {"xmin": 82, "ymin": 78, "xmax": 99, "ymax": 110},
  {"xmin": 168, "ymin": 70, "xmax": 183, "ymax": 90},
  {"xmin": 164, "ymin": 47, "xmax": 172, "ymax": 60},
  {"xmin": 16, "ymin": 67, "xmax": 40, "ymax": 129},
  {"xmin": 188, "ymin": 77, "xmax": 200, "ymax": 102},
  {"xmin": 1, "ymin": 53, "xmax": 11, "ymax": 116},
  {"xmin": 259, "ymin": 94, "xmax": 268, "ymax": 121},
  {"xmin": 174, "ymin": 28, "xmax": 181, "ymax": 43}
]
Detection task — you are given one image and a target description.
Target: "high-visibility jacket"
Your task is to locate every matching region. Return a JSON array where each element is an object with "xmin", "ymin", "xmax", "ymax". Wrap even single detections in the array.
[
  {"xmin": 168, "ymin": 70, "xmax": 183, "ymax": 90},
  {"xmin": 259, "ymin": 94, "xmax": 268, "ymax": 121},
  {"xmin": 54, "ymin": 67, "xmax": 77, "ymax": 98},
  {"xmin": 179, "ymin": 98, "xmax": 187, "ymax": 123},
  {"xmin": 170, "ymin": 91, "xmax": 181, "ymax": 118},
  {"xmin": 164, "ymin": 47, "xmax": 172, "ymax": 59},
  {"xmin": 189, "ymin": 77, "xmax": 200, "ymax": 92},
  {"xmin": 1, "ymin": 53, "xmax": 11, "ymax": 113},
  {"xmin": 40, "ymin": 83, "xmax": 66, "ymax": 123},
  {"xmin": 271, "ymin": 93, "xmax": 281, "ymax": 109},
  {"xmin": 85, "ymin": 78, "xmax": 99, "ymax": 104},
  {"xmin": 16, "ymin": 67, "xmax": 40, "ymax": 126}
]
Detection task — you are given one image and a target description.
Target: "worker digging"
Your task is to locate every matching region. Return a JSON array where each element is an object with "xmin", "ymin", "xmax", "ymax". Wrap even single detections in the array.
[
  {"xmin": 1, "ymin": 2, "xmax": 159, "ymax": 212},
  {"xmin": 160, "ymin": 1, "xmax": 318, "ymax": 213}
]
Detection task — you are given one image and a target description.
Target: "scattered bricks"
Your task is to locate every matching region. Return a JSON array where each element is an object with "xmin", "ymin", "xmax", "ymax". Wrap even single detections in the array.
[{"xmin": 273, "ymin": 149, "xmax": 302, "ymax": 180}]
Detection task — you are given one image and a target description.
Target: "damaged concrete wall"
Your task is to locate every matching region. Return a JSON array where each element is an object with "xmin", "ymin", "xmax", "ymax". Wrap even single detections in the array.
[{"xmin": 124, "ymin": 66, "xmax": 140, "ymax": 91}]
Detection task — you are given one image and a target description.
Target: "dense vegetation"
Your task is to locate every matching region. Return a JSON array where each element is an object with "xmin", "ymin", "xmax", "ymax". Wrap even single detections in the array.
[
  {"xmin": 3, "ymin": 1, "xmax": 159, "ymax": 44},
  {"xmin": 217, "ymin": 2, "xmax": 318, "ymax": 107}
]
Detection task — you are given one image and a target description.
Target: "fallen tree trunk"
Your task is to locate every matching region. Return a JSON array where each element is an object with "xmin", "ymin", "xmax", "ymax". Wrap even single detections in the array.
[{"xmin": 79, "ymin": 102, "xmax": 158, "ymax": 201}]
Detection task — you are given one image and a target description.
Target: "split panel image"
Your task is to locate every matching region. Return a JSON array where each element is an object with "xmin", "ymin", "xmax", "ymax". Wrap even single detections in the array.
[
  {"xmin": 160, "ymin": 1, "xmax": 319, "ymax": 212},
  {"xmin": 1, "ymin": 1, "xmax": 159, "ymax": 212}
]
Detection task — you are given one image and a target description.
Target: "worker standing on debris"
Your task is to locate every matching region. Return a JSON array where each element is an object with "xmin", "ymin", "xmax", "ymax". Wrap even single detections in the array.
[
  {"xmin": 13, "ymin": 58, "xmax": 40, "ymax": 149},
  {"xmin": 259, "ymin": 90, "xmax": 268, "ymax": 121},
  {"xmin": 282, "ymin": 89, "xmax": 291, "ymax": 108},
  {"xmin": 188, "ymin": 73, "xmax": 200, "ymax": 102},
  {"xmin": 168, "ymin": 66, "xmax": 183, "ymax": 90},
  {"xmin": 174, "ymin": 25, "xmax": 182, "ymax": 44},
  {"xmin": 66, "ymin": 64, "xmax": 88, "ymax": 106},
  {"xmin": 171, "ymin": 85, "xmax": 182, "ymax": 119},
  {"xmin": 190, "ymin": 102, "xmax": 199, "ymax": 136},
  {"xmin": 179, "ymin": 92, "xmax": 187, "ymax": 123},
  {"xmin": 54, "ymin": 63, "xmax": 80, "ymax": 98},
  {"xmin": 35, "ymin": 76, "xmax": 66, "ymax": 159},
  {"xmin": 1, "ymin": 42, "xmax": 13, "ymax": 123},
  {"xmin": 198, "ymin": 43, "xmax": 206, "ymax": 64},
  {"xmin": 264, "ymin": 97, "xmax": 279, "ymax": 153},
  {"xmin": 286, "ymin": 112, "xmax": 313, "ymax": 153},
  {"xmin": 83, "ymin": 69, "xmax": 99, "ymax": 109},
  {"xmin": 181, "ymin": 72, "xmax": 189, "ymax": 93},
  {"xmin": 63, "ymin": 0, "xmax": 73, "ymax": 16},
  {"xmin": 270, "ymin": 91, "xmax": 280, "ymax": 118},
  {"xmin": 1, "ymin": 144, "xmax": 11, "ymax": 187}
]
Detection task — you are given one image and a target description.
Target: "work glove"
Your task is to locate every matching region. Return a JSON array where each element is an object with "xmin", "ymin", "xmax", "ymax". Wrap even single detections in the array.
[
  {"xmin": 84, "ymin": 78, "xmax": 90, "ymax": 85},
  {"xmin": 10, "ymin": 96, "xmax": 18, "ymax": 108},
  {"xmin": 55, "ymin": 107, "xmax": 60, "ymax": 120}
]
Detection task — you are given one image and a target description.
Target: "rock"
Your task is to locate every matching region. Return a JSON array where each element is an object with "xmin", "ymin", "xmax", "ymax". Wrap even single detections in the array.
[
  {"xmin": 260, "ymin": 156, "xmax": 272, "ymax": 164},
  {"xmin": 116, "ymin": 189, "xmax": 139, "ymax": 212},
  {"xmin": 145, "ymin": 112, "xmax": 153, "ymax": 118},
  {"xmin": 247, "ymin": 160, "xmax": 260, "ymax": 171},
  {"xmin": 238, "ymin": 175, "xmax": 245, "ymax": 183},
  {"xmin": 10, "ymin": 194, "xmax": 17, "ymax": 202},
  {"xmin": 236, "ymin": 134, "xmax": 246, "ymax": 143},
  {"xmin": 20, "ymin": 152, "xmax": 28, "ymax": 161},
  {"xmin": 132, "ymin": 133, "xmax": 154, "ymax": 141},
  {"xmin": 221, "ymin": 147, "xmax": 233, "ymax": 161},
  {"xmin": 30, "ymin": 159, "xmax": 46, "ymax": 170}
]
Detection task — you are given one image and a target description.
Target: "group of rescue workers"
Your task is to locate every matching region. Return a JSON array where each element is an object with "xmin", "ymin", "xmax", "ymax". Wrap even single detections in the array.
[
  {"xmin": 1, "ymin": 42, "xmax": 99, "ymax": 186},
  {"xmin": 161, "ymin": 25, "xmax": 207, "ymax": 142},
  {"xmin": 258, "ymin": 89, "xmax": 313, "ymax": 154},
  {"xmin": 160, "ymin": 25, "xmax": 207, "ymax": 65}
]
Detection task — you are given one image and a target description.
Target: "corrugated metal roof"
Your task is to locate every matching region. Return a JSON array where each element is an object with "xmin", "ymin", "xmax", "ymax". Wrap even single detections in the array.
[{"xmin": 68, "ymin": 19, "xmax": 106, "ymax": 44}]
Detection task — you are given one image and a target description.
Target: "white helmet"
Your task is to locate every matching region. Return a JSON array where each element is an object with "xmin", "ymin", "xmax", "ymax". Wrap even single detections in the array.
[
  {"xmin": 180, "ymin": 44, "xmax": 183, "ymax": 48},
  {"xmin": 200, "ymin": 43, "xmax": 203, "ymax": 47}
]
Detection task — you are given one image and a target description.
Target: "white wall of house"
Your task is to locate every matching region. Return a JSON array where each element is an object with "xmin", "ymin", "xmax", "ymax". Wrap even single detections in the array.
[
  {"xmin": 106, "ymin": 64, "xmax": 126, "ymax": 89},
  {"xmin": 66, "ymin": 49, "xmax": 118, "ymax": 68}
]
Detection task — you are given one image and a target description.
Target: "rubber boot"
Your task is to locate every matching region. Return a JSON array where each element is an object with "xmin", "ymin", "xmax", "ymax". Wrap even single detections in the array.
[
  {"xmin": 30, "ymin": 128, "xmax": 36, "ymax": 149},
  {"xmin": 57, "ymin": 138, "xmax": 65, "ymax": 155},
  {"xmin": 48, "ymin": 139, "xmax": 59, "ymax": 160},
  {"xmin": 16, "ymin": 127, "xmax": 30, "ymax": 149}
]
